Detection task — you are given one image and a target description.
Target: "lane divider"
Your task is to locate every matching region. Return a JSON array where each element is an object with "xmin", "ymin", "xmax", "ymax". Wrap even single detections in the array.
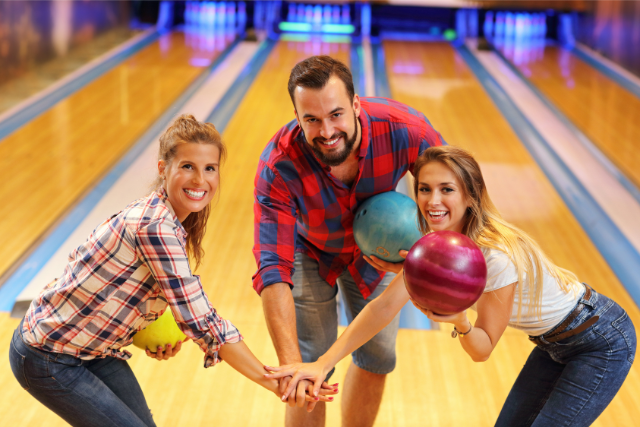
[
  {"xmin": 490, "ymin": 43, "xmax": 640, "ymax": 207},
  {"xmin": 0, "ymin": 28, "xmax": 161, "ymax": 143},
  {"xmin": 572, "ymin": 43, "xmax": 640, "ymax": 101},
  {"xmin": 0, "ymin": 37, "xmax": 243, "ymax": 313},
  {"xmin": 458, "ymin": 43, "xmax": 640, "ymax": 308}
]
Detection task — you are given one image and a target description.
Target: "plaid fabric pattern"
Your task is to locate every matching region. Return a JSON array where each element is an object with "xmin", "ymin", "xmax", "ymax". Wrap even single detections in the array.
[
  {"xmin": 22, "ymin": 189, "xmax": 241, "ymax": 368},
  {"xmin": 253, "ymin": 97, "xmax": 445, "ymax": 298}
]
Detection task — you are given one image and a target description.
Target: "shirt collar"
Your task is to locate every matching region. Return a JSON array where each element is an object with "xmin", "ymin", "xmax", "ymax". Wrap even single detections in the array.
[
  {"xmin": 356, "ymin": 107, "xmax": 371, "ymax": 159},
  {"xmin": 155, "ymin": 188, "xmax": 187, "ymax": 239}
]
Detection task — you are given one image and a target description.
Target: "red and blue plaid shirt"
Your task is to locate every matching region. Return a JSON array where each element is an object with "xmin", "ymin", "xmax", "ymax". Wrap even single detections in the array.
[
  {"xmin": 253, "ymin": 97, "xmax": 445, "ymax": 298},
  {"xmin": 22, "ymin": 189, "xmax": 241, "ymax": 367}
]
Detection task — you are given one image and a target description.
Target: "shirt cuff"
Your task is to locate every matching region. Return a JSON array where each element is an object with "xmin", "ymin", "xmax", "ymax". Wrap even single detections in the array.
[{"xmin": 253, "ymin": 265, "xmax": 294, "ymax": 295}]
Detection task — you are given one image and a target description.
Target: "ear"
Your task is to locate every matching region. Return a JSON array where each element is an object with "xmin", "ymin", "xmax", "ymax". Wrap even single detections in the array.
[
  {"xmin": 158, "ymin": 160, "xmax": 166, "ymax": 178},
  {"xmin": 353, "ymin": 94, "xmax": 361, "ymax": 117}
]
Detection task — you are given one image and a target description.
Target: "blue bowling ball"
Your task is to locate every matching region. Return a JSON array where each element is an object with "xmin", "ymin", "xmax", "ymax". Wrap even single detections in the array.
[{"xmin": 353, "ymin": 192, "xmax": 422, "ymax": 263}]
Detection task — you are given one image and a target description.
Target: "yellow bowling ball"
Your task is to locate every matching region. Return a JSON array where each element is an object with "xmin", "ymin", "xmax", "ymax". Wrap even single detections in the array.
[{"xmin": 132, "ymin": 309, "xmax": 187, "ymax": 352}]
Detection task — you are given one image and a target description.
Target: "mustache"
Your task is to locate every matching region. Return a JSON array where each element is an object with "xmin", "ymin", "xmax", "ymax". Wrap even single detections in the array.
[{"xmin": 313, "ymin": 132, "xmax": 346, "ymax": 145}]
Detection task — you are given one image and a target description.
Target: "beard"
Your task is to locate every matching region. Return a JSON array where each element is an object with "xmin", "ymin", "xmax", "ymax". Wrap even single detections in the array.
[{"xmin": 309, "ymin": 113, "xmax": 359, "ymax": 167}]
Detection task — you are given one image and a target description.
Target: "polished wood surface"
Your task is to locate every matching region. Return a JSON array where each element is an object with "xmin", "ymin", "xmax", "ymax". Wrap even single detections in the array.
[
  {"xmin": 0, "ymin": 30, "xmax": 232, "ymax": 281},
  {"xmin": 382, "ymin": 40, "xmax": 640, "ymax": 426},
  {"xmin": 502, "ymin": 43, "xmax": 640, "ymax": 187}
]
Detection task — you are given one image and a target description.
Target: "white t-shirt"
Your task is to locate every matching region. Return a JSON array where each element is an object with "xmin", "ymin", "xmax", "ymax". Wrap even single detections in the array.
[{"xmin": 479, "ymin": 247, "xmax": 585, "ymax": 336}]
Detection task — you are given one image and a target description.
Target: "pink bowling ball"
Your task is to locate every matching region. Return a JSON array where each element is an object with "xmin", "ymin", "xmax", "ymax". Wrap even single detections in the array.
[{"xmin": 404, "ymin": 230, "xmax": 487, "ymax": 315}]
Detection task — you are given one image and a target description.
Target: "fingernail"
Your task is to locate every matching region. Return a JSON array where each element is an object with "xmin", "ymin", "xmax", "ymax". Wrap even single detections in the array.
[
  {"xmin": 315, "ymin": 397, "xmax": 319, "ymax": 401},
  {"xmin": 281, "ymin": 395, "xmax": 286, "ymax": 401},
  {"xmin": 329, "ymin": 397, "xmax": 334, "ymax": 401},
  {"xmin": 332, "ymin": 383, "xmax": 339, "ymax": 386}
]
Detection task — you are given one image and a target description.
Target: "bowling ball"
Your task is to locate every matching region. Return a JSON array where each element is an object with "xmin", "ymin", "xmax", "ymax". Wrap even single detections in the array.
[
  {"xmin": 404, "ymin": 230, "xmax": 487, "ymax": 315},
  {"xmin": 132, "ymin": 309, "xmax": 187, "ymax": 351},
  {"xmin": 353, "ymin": 192, "xmax": 422, "ymax": 263}
]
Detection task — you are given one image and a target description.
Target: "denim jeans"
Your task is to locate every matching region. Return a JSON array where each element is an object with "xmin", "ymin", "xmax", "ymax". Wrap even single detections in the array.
[
  {"xmin": 9, "ymin": 320, "xmax": 156, "ymax": 427},
  {"xmin": 291, "ymin": 252, "xmax": 400, "ymax": 380},
  {"xmin": 496, "ymin": 289, "xmax": 636, "ymax": 427}
]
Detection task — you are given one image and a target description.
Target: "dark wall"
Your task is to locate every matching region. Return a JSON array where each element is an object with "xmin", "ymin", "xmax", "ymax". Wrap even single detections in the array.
[
  {"xmin": 577, "ymin": 0, "xmax": 640, "ymax": 77},
  {"xmin": 0, "ymin": 0, "xmax": 131, "ymax": 84}
]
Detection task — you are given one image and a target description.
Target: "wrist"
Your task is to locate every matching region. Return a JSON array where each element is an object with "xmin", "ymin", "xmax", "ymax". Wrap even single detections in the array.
[{"xmin": 317, "ymin": 354, "xmax": 335, "ymax": 372}]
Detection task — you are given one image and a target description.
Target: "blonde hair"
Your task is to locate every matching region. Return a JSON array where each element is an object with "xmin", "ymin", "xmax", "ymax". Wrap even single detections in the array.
[
  {"xmin": 153, "ymin": 114, "xmax": 226, "ymax": 268},
  {"xmin": 413, "ymin": 146, "xmax": 579, "ymax": 322}
]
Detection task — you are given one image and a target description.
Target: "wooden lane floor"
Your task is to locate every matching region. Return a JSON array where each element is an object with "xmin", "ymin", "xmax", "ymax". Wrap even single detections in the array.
[
  {"xmin": 0, "ymin": 30, "xmax": 234, "ymax": 282},
  {"xmin": 502, "ymin": 44, "xmax": 640, "ymax": 187},
  {"xmin": 0, "ymin": 39, "xmax": 353, "ymax": 426},
  {"xmin": 382, "ymin": 40, "xmax": 640, "ymax": 426}
]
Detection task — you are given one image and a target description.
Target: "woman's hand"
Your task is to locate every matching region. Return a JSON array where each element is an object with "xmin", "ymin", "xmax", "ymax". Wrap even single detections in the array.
[
  {"xmin": 145, "ymin": 338, "xmax": 190, "ymax": 361},
  {"xmin": 264, "ymin": 360, "xmax": 337, "ymax": 402},
  {"xmin": 411, "ymin": 300, "xmax": 470, "ymax": 330},
  {"xmin": 364, "ymin": 250, "xmax": 408, "ymax": 274}
]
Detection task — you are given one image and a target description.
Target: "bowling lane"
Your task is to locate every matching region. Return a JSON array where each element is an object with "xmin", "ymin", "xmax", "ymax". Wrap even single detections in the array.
[
  {"xmin": 500, "ymin": 43, "xmax": 640, "ymax": 188},
  {"xmin": 381, "ymin": 40, "xmax": 640, "ymax": 426},
  {"xmin": 0, "ymin": 29, "xmax": 234, "ymax": 281}
]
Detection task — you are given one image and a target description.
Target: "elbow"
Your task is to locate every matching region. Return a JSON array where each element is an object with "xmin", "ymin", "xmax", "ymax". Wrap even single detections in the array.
[{"xmin": 470, "ymin": 352, "xmax": 492, "ymax": 363}]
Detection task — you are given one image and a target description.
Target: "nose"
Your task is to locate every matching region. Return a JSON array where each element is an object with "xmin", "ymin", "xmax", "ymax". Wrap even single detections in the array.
[
  {"xmin": 320, "ymin": 120, "xmax": 335, "ymax": 140},
  {"xmin": 428, "ymin": 191, "xmax": 441, "ymax": 207},
  {"xmin": 192, "ymin": 169, "xmax": 205, "ymax": 185}
]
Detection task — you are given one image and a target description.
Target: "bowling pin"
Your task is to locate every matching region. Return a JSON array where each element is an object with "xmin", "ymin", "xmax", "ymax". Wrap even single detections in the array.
[{"xmin": 483, "ymin": 11, "xmax": 494, "ymax": 39}]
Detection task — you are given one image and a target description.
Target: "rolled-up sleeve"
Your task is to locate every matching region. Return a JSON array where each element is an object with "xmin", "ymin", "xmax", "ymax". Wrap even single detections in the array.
[
  {"xmin": 135, "ymin": 219, "xmax": 242, "ymax": 367},
  {"xmin": 252, "ymin": 161, "xmax": 298, "ymax": 295}
]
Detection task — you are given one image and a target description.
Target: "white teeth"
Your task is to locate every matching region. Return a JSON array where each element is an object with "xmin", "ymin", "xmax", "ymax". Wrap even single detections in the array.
[
  {"xmin": 184, "ymin": 189, "xmax": 205, "ymax": 198},
  {"xmin": 322, "ymin": 137, "xmax": 339, "ymax": 146},
  {"xmin": 429, "ymin": 210, "xmax": 448, "ymax": 218}
]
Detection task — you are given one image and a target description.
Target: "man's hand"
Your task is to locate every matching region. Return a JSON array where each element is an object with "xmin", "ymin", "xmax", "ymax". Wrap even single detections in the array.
[
  {"xmin": 364, "ymin": 250, "xmax": 408, "ymax": 274},
  {"xmin": 144, "ymin": 338, "xmax": 190, "ymax": 361},
  {"xmin": 277, "ymin": 376, "xmax": 338, "ymax": 412}
]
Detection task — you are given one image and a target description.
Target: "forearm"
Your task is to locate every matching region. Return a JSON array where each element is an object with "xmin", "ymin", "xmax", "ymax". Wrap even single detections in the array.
[
  {"xmin": 218, "ymin": 340, "xmax": 278, "ymax": 393},
  {"xmin": 261, "ymin": 282, "xmax": 302, "ymax": 364},
  {"xmin": 453, "ymin": 319, "xmax": 495, "ymax": 362}
]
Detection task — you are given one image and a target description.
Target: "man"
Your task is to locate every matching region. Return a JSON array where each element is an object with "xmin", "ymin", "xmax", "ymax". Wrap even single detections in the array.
[{"xmin": 253, "ymin": 56, "xmax": 445, "ymax": 427}]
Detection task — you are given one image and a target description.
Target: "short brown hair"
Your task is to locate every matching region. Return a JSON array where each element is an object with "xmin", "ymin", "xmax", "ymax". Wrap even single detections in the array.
[{"xmin": 288, "ymin": 55, "xmax": 355, "ymax": 109}]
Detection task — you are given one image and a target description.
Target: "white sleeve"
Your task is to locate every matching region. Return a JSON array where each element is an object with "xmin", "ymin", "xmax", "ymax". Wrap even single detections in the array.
[{"xmin": 483, "ymin": 249, "xmax": 519, "ymax": 293}]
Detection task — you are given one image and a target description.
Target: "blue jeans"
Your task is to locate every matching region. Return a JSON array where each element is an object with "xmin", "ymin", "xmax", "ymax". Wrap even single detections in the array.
[
  {"xmin": 291, "ymin": 252, "xmax": 400, "ymax": 380},
  {"xmin": 496, "ymin": 289, "xmax": 636, "ymax": 427},
  {"xmin": 9, "ymin": 320, "xmax": 156, "ymax": 427}
]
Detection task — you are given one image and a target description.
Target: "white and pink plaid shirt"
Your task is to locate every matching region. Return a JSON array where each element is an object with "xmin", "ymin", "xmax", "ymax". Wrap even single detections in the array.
[{"xmin": 22, "ymin": 189, "xmax": 241, "ymax": 367}]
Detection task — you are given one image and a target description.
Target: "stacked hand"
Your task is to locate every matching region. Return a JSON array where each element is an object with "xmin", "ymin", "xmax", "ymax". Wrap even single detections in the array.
[{"xmin": 265, "ymin": 360, "xmax": 337, "ymax": 412}]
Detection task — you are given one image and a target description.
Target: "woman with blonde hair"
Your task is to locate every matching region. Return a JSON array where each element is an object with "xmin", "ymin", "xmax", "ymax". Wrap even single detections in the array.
[
  {"xmin": 9, "ymin": 115, "xmax": 335, "ymax": 427},
  {"xmin": 267, "ymin": 145, "xmax": 636, "ymax": 426}
]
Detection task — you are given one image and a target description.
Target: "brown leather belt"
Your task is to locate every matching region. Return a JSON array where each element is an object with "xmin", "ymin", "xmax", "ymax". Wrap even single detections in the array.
[{"xmin": 529, "ymin": 285, "xmax": 599, "ymax": 346}]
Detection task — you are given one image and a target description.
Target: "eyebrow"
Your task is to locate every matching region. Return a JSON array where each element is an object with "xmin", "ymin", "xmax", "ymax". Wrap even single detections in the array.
[
  {"xmin": 178, "ymin": 160, "xmax": 219, "ymax": 166},
  {"xmin": 418, "ymin": 181, "xmax": 457, "ymax": 186},
  {"xmin": 302, "ymin": 107, "xmax": 344, "ymax": 119}
]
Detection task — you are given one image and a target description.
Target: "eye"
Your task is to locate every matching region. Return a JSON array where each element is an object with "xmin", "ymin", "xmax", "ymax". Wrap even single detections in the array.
[
  {"xmin": 182, "ymin": 164, "xmax": 193, "ymax": 170},
  {"xmin": 419, "ymin": 186, "xmax": 431, "ymax": 193},
  {"xmin": 206, "ymin": 165, "xmax": 216, "ymax": 172},
  {"xmin": 306, "ymin": 118, "xmax": 317, "ymax": 123},
  {"xmin": 442, "ymin": 187, "xmax": 454, "ymax": 193},
  {"xmin": 332, "ymin": 112, "xmax": 342, "ymax": 118}
]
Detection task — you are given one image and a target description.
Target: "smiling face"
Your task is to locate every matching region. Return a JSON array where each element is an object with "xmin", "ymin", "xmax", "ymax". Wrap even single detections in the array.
[
  {"xmin": 294, "ymin": 76, "xmax": 361, "ymax": 167},
  {"xmin": 158, "ymin": 142, "xmax": 220, "ymax": 222},
  {"xmin": 416, "ymin": 161, "xmax": 470, "ymax": 234}
]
